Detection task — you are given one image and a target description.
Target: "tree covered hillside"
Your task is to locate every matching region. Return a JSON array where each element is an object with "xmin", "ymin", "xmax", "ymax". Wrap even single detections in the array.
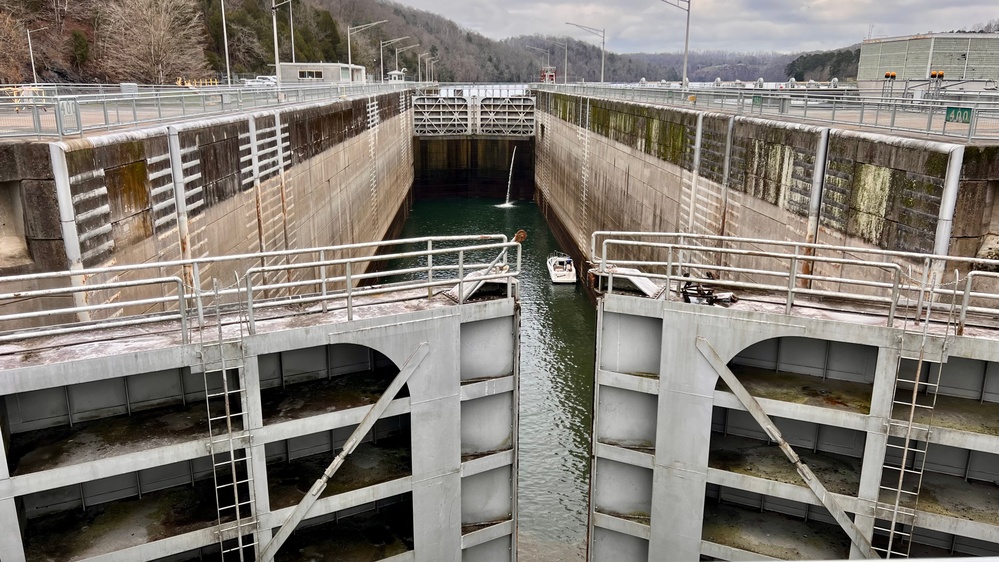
[{"xmin": 2, "ymin": 0, "xmax": 992, "ymax": 85}]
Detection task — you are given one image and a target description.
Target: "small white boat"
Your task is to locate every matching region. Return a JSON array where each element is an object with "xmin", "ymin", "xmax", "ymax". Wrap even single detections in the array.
[{"xmin": 547, "ymin": 251, "xmax": 576, "ymax": 284}]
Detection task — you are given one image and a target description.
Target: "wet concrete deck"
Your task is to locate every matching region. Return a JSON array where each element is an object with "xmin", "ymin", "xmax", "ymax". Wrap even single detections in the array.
[
  {"xmin": 722, "ymin": 365, "xmax": 874, "ymax": 414},
  {"xmin": 268, "ymin": 435, "xmax": 411, "ymax": 510},
  {"xmin": 709, "ymin": 433, "xmax": 863, "ymax": 496},
  {"xmin": 261, "ymin": 369, "xmax": 404, "ymax": 425},
  {"xmin": 7, "ymin": 401, "xmax": 234, "ymax": 475},
  {"xmin": 891, "ymin": 391, "xmax": 999, "ymax": 436},
  {"xmin": 666, "ymin": 289, "xmax": 999, "ymax": 343},
  {"xmin": 919, "ymin": 472, "xmax": 999, "ymax": 526},
  {"xmin": 23, "ymin": 479, "xmax": 221, "ymax": 561},
  {"xmin": 702, "ymin": 500, "xmax": 851, "ymax": 560},
  {"xmin": 0, "ymin": 285, "xmax": 512, "ymax": 372},
  {"xmin": 275, "ymin": 499, "xmax": 413, "ymax": 562}
]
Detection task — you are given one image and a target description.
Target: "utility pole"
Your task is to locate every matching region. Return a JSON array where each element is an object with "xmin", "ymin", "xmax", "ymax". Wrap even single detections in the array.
[
  {"xmin": 661, "ymin": 0, "xmax": 692, "ymax": 88},
  {"xmin": 348, "ymin": 20, "xmax": 387, "ymax": 70},
  {"xmin": 221, "ymin": 0, "xmax": 232, "ymax": 85},
  {"xmin": 550, "ymin": 39, "xmax": 568, "ymax": 84},
  {"xmin": 27, "ymin": 26, "xmax": 48, "ymax": 84},
  {"xmin": 289, "ymin": 0, "xmax": 295, "ymax": 63},
  {"xmin": 270, "ymin": 1, "xmax": 287, "ymax": 89},
  {"xmin": 418, "ymin": 52, "xmax": 430, "ymax": 82},
  {"xmin": 396, "ymin": 43, "xmax": 420, "ymax": 72},
  {"xmin": 566, "ymin": 22, "xmax": 605, "ymax": 83},
  {"xmin": 380, "ymin": 37, "xmax": 409, "ymax": 82},
  {"xmin": 525, "ymin": 45, "xmax": 550, "ymax": 67}
]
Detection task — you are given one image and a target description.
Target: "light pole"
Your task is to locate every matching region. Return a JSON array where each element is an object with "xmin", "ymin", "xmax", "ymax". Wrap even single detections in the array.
[
  {"xmin": 430, "ymin": 59, "xmax": 439, "ymax": 82},
  {"xmin": 221, "ymin": 0, "xmax": 232, "ymax": 85},
  {"xmin": 566, "ymin": 22, "xmax": 605, "ymax": 83},
  {"xmin": 550, "ymin": 38, "xmax": 568, "ymax": 84},
  {"xmin": 661, "ymin": 0, "xmax": 691, "ymax": 88},
  {"xmin": 289, "ymin": 0, "xmax": 295, "ymax": 63},
  {"xmin": 525, "ymin": 45, "xmax": 550, "ymax": 66},
  {"xmin": 347, "ymin": 19, "xmax": 387, "ymax": 69},
  {"xmin": 380, "ymin": 36, "xmax": 409, "ymax": 82},
  {"xmin": 396, "ymin": 43, "xmax": 420, "ymax": 72},
  {"xmin": 417, "ymin": 52, "xmax": 430, "ymax": 82},
  {"xmin": 270, "ymin": 0, "xmax": 289, "ymax": 89},
  {"xmin": 27, "ymin": 26, "xmax": 47, "ymax": 84}
]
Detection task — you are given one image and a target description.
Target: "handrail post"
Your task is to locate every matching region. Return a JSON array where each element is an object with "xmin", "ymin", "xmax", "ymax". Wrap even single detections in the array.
[
  {"xmin": 957, "ymin": 272, "xmax": 975, "ymax": 336},
  {"xmin": 193, "ymin": 261, "xmax": 205, "ymax": 329},
  {"xmin": 319, "ymin": 249, "xmax": 328, "ymax": 314},
  {"xmin": 177, "ymin": 279, "xmax": 189, "ymax": 344},
  {"xmin": 968, "ymin": 106, "xmax": 977, "ymax": 141},
  {"xmin": 888, "ymin": 268, "xmax": 900, "ymax": 327},
  {"xmin": 346, "ymin": 262, "xmax": 353, "ymax": 321},
  {"xmin": 245, "ymin": 274, "xmax": 256, "ymax": 335},
  {"xmin": 427, "ymin": 240, "xmax": 434, "ymax": 299},
  {"xmin": 666, "ymin": 246, "xmax": 674, "ymax": 300},
  {"xmin": 786, "ymin": 252, "xmax": 798, "ymax": 315},
  {"xmin": 458, "ymin": 250, "xmax": 465, "ymax": 304},
  {"xmin": 54, "ymin": 96, "xmax": 65, "ymax": 139}
]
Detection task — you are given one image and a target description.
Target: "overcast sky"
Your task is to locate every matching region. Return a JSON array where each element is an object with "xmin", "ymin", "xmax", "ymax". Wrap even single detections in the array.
[{"xmin": 389, "ymin": 1, "xmax": 998, "ymax": 53}]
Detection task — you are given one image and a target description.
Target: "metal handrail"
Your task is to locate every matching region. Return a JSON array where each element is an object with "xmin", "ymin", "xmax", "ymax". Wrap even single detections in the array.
[
  {"xmin": 591, "ymin": 232, "xmax": 999, "ymax": 332},
  {"xmin": 0, "ymin": 235, "xmax": 521, "ymax": 348},
  {"xmin": 1, "ymin": 82, "xmax": 411, "ymax": 139},
  {"xmin": 537, "ymin": 83, "xmax": 999, "ymax": 140}
]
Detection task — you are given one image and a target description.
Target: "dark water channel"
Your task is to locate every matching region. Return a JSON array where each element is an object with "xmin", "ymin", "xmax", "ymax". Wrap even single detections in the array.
[{"xmin": 395, "ymin": 197, "xmax": 594, "ymax": 561}]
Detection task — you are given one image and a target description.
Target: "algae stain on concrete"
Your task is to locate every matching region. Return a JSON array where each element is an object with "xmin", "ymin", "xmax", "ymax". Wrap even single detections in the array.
[{"xmin": 850, "ymin": 164, "xmax": 892, "ymax": 244}]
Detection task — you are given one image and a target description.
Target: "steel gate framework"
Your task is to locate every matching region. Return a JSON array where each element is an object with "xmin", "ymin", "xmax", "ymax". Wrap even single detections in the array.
[{"xmin": 413, "ymin": 95, "xmax": 535, "ymax": 136}]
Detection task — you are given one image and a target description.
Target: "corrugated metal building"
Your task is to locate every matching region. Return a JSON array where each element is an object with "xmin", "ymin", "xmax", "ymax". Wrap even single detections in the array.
[{"xmin": 859, "ymin": 33, "xmax": 999, "ymax": 82}]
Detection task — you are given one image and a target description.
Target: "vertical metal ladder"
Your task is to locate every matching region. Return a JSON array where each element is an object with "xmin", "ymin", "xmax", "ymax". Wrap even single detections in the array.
[
  {"xmin": 576, "ymin": 99, "xmax": 591, "ymax": 232},
  {"xmin": 367, "ymin": 96, "xmax": 380, "ymax": 223},
  {"xmin": 874, "ymin": 271, "xmax": 953, "ymax": 558},
  {"xmin": 201, "ymin": 280, "xmax": 257, "ymax": 560}
]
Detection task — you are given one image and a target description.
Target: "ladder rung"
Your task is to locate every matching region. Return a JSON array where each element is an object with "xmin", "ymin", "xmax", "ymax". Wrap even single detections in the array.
[{"xmin": 210, "ymin": 452, "xmax": 244, "ymax": 460}]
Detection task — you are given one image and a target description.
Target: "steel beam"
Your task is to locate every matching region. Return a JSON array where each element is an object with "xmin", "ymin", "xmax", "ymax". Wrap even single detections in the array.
[
  {"xmin": 257, "ymin": 342, "xmax": 430, "ymax": 561},
  {"xmin": 695, "ymin": 336, "xmax": 880, "ymax": 559}
]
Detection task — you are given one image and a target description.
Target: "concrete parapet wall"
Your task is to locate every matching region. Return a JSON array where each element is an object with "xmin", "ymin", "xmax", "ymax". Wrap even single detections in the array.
[
  {"xmin": 0, "ymin": 92, "xmax": 413, "ymax": 276},
  {"xmin": 534, "ymin": 91, "xmax": 999, "ymax": 265},
  {"xmin": 0, "ymin": 92, "xmax": 415, "ymax": 323}
]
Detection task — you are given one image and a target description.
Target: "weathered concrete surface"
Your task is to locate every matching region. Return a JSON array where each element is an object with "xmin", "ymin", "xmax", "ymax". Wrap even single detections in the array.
[
  {"xmin": 534, "ymin": 91, "xmax": 999, "ymax": 266},
  {"xmin": 0, "ymin": 91, "xmax": 414, "ymax": 281},
  {"xmin": 592, "ymin": 290, "xmax": 999, "ymax": 560}
]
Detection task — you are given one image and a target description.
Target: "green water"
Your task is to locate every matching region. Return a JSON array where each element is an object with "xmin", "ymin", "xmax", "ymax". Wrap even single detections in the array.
[{"xmin": 396, "ymin": 197, "xmax": 594, "ymax": 561}]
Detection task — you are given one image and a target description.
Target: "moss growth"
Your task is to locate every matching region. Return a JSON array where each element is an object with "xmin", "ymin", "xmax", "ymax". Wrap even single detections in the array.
[
  {"xmin": 725, "ymin": 365, "xmax": 873, "ymax": 413},
  {"xmin": 923, "ymin": 151, "xmax": 949, "ymax": 179},
  {"xmin": 848, "ymin": 163, "xmax": 892, "ymax": 245}
]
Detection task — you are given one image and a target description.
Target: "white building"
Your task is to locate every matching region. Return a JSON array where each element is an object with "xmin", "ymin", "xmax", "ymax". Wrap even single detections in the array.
[{"xmin": 277, "ymin": 62, "xmax": 367, "ymax": 84}]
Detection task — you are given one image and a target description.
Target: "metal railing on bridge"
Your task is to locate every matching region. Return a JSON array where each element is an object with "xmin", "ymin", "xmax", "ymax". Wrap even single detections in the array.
[
  {"xmin": 0, "ymin": 235, "xmax": 522, "ymax": 348},
  {"xmin": 590, "ymin": 231, "xmax": 999, "ymax": 336},
  {"xmin": 0, "ymin": 82, "xmax": 413, "ymax": 140},
  {"xmin": 537, "ymin": 83, "xmax": 999, "ymax": 141}
]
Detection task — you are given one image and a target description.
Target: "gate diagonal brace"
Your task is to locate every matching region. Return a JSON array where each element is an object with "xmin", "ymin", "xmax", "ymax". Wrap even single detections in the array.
[
  {"xmin": 257, "ymin": 342, "xmax": 431, "ymax": 561},
  {"xmin": 695, "ymin": 337, "xmax": 880, "ymax": 560}
]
